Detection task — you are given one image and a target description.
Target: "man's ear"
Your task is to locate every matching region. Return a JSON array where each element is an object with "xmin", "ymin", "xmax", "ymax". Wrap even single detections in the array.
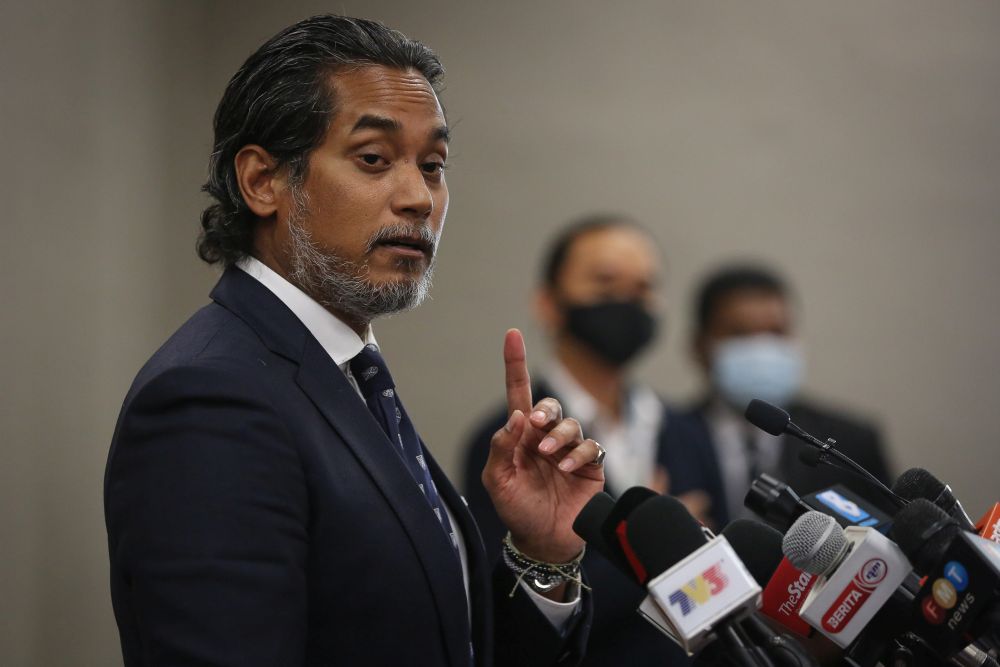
[
  {"xmin": 234, "ymin": 145, "xmax": 283, "ymax": 219},
  {"xmin": 693, "ymin": 333, "xmax": 711, "ymax": 374},
  {"xmin": 534, "ymin": 287, "xmax": 563, "ymax": 335}
]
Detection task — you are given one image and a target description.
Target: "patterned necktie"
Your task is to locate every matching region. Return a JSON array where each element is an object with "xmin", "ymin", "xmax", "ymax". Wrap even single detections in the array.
[{"xmin": 349, "ymin": 344, "xmax": 460, "ymax": 559}]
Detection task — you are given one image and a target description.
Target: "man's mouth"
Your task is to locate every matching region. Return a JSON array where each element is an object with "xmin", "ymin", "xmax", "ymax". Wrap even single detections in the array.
[{"xmin": 374, "ymin": 235, "xmax": 433, "ymax": 258}]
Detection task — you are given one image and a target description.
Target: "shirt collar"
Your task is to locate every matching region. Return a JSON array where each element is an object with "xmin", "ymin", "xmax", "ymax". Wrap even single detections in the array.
[
  {"xmin": 237, "ymin": 256, "xmax": 377, "ymax": 367},
  {"xmin": 544, "ymin": 359, "xmax": 600, "ymax": 427},
  {"xmin": 545, "ymin": 359, "xmax": 662, "ymax": 431}
]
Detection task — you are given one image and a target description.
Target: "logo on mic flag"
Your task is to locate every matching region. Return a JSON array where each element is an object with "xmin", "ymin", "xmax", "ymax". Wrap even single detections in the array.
[
  {"xmin": 814, "ymin": 490, "xmax": 879, "ymax": 528},
  {"xmin": 920, "ymin": 560, "xmax": 971, "ymax": 625},
  {"xmin": 667, "ymin": 563, "xmax": 729, "ymax": 616},
  {"xmin": 821, "ymin": 558, "xmax": 888, "ymax": 633}
]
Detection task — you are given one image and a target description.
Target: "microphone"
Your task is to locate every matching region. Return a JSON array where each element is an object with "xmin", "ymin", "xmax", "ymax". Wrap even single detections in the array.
[
  {"xmin": 573, "ymin": 490, "xmax": 687, "ymax": 647},
  {"xmin": 600, "ymin": 486, "xmax": 659, "ymax": 583},
  {"xmin": 745, "ymin": 474, "xmax": 893, "ymax": 534},
  {"xmin": 623, "ymin": 495, "xmax": 762, "ymax": 660},
  {"xmin": 722, "ymin": 519, "xmax": 818, "ymax": 638},
  {"xmin": 891, "ymin": 468, "xmax": 1000, "ymax": 545},
  {"xmin": 744, "ymin": 400, "xmax": 905, "ymax": 510},
  {"xmin": 783, "ymin": 506, "xmax": 997, "ymax": 667},
  {"xmin": 572, "ymin": 491, "xmax": 634, "ymax": 576},
  {"xmin": 975, "ymin": 503, "xmax": 1000, "ymax": 544},
  {"xmin": 782, "ymin": 511, "xmax": 913, "ymax": 648},
  {"xmin": 890, "ymin": 498, "xmax": 1000, "ymax": 657},
  {"xmin": 744, "ymin": 475, "xmax": 813, "ymax": 531},
  {"xmin": 892, "ymin": 468, "xmax": 976, "ymax": 531}
]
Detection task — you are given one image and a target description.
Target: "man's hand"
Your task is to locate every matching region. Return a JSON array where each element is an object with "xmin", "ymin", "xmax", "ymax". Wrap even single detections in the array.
[{"xmin": 482, "ymin": 329, "xmax": 605, "ymax": 564}]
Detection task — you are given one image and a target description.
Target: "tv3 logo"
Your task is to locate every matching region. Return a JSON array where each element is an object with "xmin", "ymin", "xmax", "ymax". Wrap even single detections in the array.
[
  {"xmin": 821, "ymin": 558, "xmax": 888, "ymax": 633},
  {"xmin": 667, "ymin": 563, "xmax": 729, "ymax": 616}
]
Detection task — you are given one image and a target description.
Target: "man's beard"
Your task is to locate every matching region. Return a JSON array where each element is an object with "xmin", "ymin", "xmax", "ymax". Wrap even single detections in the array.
[{"xmin": 285, "ymin": 193, "xmax": 438, "ymax": 325}]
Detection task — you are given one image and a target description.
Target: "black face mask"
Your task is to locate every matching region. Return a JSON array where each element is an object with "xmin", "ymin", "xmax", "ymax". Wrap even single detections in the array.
[{"xmin": 562, "ymin": 299, "xmax": 658, "ymax": 366}]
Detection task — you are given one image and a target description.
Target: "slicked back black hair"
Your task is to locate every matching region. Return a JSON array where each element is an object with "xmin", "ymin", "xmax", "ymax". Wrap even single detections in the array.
[
  {"xmin": 540, "ymin": 213, "xmax": 649, "ymax": 289},
  {"xmin": 694, "ymin": 264, "xmax": 789, "ymax": 334},
  {"xmin": 197, "ymin": 15, "xmax": 444, "ymax": 266}
]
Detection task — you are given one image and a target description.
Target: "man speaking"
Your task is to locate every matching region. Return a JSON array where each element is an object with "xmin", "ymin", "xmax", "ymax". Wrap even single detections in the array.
[{"xmin": 104, "ymin": 15, "xmax": 601, "ymax": 667}]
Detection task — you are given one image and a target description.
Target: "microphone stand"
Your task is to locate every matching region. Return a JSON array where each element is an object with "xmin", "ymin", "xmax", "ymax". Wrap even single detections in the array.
[
  {"xmin": 744, "ymin": 400, "xmax": 906, "ymax": 509},
  {"xmin": 784, "ymin": 421, "xmax": 907, "ymax": 509}
]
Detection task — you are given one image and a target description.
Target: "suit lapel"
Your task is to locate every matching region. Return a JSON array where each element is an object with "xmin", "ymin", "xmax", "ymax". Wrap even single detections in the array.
[
  {"xmin": 296, "ymin": 337, "xmax": 471, "ymax": 667},
  {"xmin": 212, "ymin": 268, "xmax": 471, "ymax": 667},
  {"xmin": 690, "ymin": 403, "xmax": 731, "ymax": 526}
]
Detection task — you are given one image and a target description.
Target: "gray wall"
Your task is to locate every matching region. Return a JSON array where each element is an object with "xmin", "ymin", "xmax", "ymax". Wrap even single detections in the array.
[{"xmin": 2, "ymin": 1, "xmax": 998, "ymax": 664}]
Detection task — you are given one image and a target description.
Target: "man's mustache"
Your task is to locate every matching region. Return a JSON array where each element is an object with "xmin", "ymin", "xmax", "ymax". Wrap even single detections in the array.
[{"xmin": 365, "ymin": 223, "xmax": 438, "ymax": 257}]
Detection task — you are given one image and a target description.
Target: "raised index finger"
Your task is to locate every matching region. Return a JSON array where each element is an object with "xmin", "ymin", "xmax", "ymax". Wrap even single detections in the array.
[{"xmin": 504, "ymin": 328, "xmax": 533, "ymax": 417}]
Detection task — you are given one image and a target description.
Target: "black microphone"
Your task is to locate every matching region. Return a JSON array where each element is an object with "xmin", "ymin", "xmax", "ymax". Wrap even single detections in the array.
[
  {"xmin": 572, "ymin": 491, "xmax": 634, "ymax": 576},
  {"xmin": 622, "ymin": 495, "xmax": 765, "ymax": 666},
  {"xmin": 600, "ymin": 486, "xmax": 659, "ymax": 582},
  {"xmin": 721, "ymin": 519, "xmax": 786, "ymax": 587},
  {"xmin": 721, "ymin": 521, "xmax": 823, "ymax": 667},
  {"xmin": 744, "ymin": 399, "xmax": 906, "ymax": 509},
  {"xmin": 722, "ymin": 520, "xmax": 821, "ymax": 636},
  {"xmin": 745, "ymin": 474, "xmax": 893, "ymax": 534},
  {"xmin": 890, "ymin": 499, "xmax": 1000, "ymax": 661},
  {"xmin": 744, "ymin": 475, "xmax": 813, "ymax": 532},
  {"xmin": 892, "ymin": 468, "xmax": 976, "ymax": 532}
]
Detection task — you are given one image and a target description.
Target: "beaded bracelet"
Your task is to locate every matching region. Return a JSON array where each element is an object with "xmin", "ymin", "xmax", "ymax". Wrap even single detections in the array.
[{"xmin": 501, "ymin": 532, "xmax": 589, "ymax": 597}]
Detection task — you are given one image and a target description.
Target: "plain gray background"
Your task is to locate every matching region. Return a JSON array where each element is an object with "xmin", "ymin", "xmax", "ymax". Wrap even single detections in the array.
[{"xmin": 2, "ymin": 1, "xmax": 999, "ymax": 664}]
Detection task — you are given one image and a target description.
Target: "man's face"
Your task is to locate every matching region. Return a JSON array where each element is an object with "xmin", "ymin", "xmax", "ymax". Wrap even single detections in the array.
[
  {"xmin": 549, "ymin": 226, "xmax": 661, "ymax": 313},
  {"xmin": 696, "ymin": 290, "xmax": 792, "ymax": 371},
  {"xmin": 269, "ymin": 65, "xmax": 449, "ymax": 324}
]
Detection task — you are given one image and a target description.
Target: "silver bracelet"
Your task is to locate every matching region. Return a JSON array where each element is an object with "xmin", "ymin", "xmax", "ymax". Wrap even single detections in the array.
[{"xmin": 501, "ymin": 532, "xmax": 588, "ymax": 597}]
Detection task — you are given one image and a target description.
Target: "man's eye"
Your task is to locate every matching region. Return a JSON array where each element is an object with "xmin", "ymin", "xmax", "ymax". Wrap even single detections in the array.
[
  {"xmin": 360, "ymin": 154, "xmax": 383, "ymax": 166},
  {"xmin": 421, "ymin": 161, "xmax": 446, "ymax": 175}
]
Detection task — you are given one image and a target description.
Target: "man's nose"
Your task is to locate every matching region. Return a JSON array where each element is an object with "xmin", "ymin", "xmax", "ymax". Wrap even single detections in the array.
[{"xmin": 391, "ymin": 163, "xmax": 433, "ymax": 219}]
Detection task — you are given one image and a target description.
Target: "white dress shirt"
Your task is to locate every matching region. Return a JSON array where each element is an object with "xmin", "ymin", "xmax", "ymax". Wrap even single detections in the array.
[
  {"xmin": 238, "ymin": 257, "xmax": 579, "ymax": 628},
  {"xmin": 544, "ymin": 360, "xmax": 664, "ymax": 493},
  {"xmin": 705, "ymin": 399, "xmax": 783, "ymax": 522}
]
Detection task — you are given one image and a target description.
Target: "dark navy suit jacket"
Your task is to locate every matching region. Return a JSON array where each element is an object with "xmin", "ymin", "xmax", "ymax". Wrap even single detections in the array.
[
  {"xmin": 462, "ymin": 384, "xmax": 692, "ymax": 667},
  {"xmin": 104, "ymin": 268, "xmax": 590, "ymax": 667}
]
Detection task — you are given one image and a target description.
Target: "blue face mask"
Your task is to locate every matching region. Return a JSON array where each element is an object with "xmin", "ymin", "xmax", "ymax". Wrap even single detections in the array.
[{"xmin": 711, "ymin": 335, "xmax": 804, "ymax": 411}]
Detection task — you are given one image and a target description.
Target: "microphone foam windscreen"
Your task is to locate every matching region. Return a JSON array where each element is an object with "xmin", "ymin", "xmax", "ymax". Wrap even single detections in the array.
[
  {"xmin": 744, "ymin": 399, "xmax": 790, "ymax": 436},
  {"xmin": 783, "ymin": 511, "xmax": 846, "ymax": 575},
  {"xmin": 891, "ymin": 468, "xmax": 945, "ymax": 502},
  {"xmin": 574, "ymin": 491, "xmax": 635, "ymax": 576},
  {"xmin": 721, "ymin": 519, "xmax": 784, "ymax": 586},
  {"xmin": 624, "ymin": 494, "xmax": 707, "ymax": 577},
  {"xmin": 600, "ymin": 486, "xmax": 658, "ymax": 552},
  {"xmin": 573, "ymin": 492, "xmax": 615, "ymax": 544},
  {"xmin": 889, "ymin": 498, "xmax": 960, "ymax": 574}
]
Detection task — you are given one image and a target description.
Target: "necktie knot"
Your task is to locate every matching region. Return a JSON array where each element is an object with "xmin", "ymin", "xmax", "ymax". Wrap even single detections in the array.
[{"xmin": 349, "ymin": 344, "xmax": 396, "ymax": 396}]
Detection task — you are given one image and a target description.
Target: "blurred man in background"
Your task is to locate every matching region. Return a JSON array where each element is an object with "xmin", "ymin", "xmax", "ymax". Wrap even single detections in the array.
[
  {"xmin": 463, "ymin": 215, "xmax": 704, "ymax": 667},
  {"xmin": 663, "ymin": 265, "xmax": 893, "ymax": 528}
]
